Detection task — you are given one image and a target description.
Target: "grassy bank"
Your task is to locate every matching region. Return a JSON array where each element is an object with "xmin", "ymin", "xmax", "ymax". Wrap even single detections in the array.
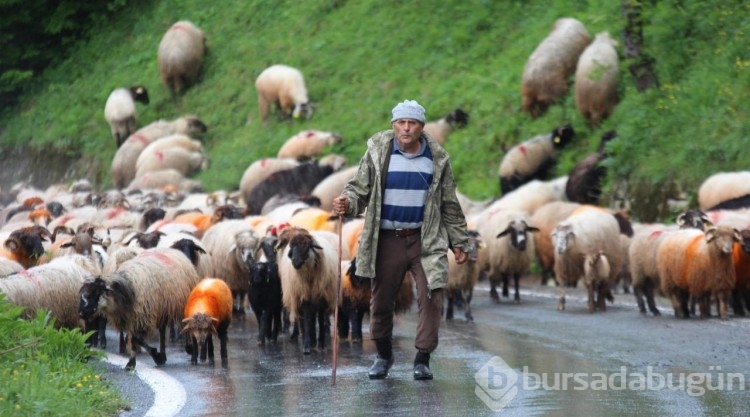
[{"xmin": 0, "ymin": 0, "xmax": 748, "ymax": 221}]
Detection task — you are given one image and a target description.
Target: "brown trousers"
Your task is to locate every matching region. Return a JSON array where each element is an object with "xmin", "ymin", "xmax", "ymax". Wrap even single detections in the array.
[{"xmin": 370, "ymin": 230, "xmax": 443, "ymax": 353}]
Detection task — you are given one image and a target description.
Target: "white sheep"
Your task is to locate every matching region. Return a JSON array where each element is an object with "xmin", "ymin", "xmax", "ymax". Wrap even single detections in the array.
[
  {"xmin": 104, "ymin": 86, "xmax": 150, "ymax": 148},
  {"xmin": 78, "ymin": 247, "xmax": 201, "ymax": 369},
  {"xmin": 158, "ymin": 20, "xmax": 206, "ymax": 96},
  {"xmin": 482, "ymin": 176, "xmax": 569, "ymax": 217},
  {"xmin": 134, "ymin": 146, "xmax": 208, "ymax": 179},
  {"xmin": 476, "ymin": 210, "xmax": 539, "ymax": 303},
  {"xmin": 530, "ymin": 200, "xmax": 582, "ymax": 286},
  {"xmin": 111, "ymin": 115, "xmax": 207, "ymax": 189},
  {"xmin": 498, "ymin": 125, "xmax": 575, "ymax": 194},
  {"xmin": 197, "ymin": 220, "xmax": 260, "ymax": 313},
  {"xmin": 127, "ymin": 169, "xmax": 203, "ymax": 193},
  {"xmin": 552, "ymin": 208, "xmax": 623, "ymax": 312},
  {"xmin": 0, "ymin": 254, "xmax": 99, "ymax": 329},
  {"xmin": 521, "ymin": 17, "xmax": 591, "ymax": 118},
  {"xmin": 277, "ymin": 227, "xmax": 338, "ymax": 354},
  {"xmin": 311, "ymin": 165, "xmax": 358, "ymax": 212},
  {"xmin": 697, "ymin": 171, "xmax": 750, "ymax": 212},
  {"xmin": 658, "ymin": 226, "xmax": 740, "ymax": 319},
  {"xmin": 277, "ymin": 130, "xmax": 342, "ymax": 160},
  {"xmin": 574, "ymin": 32, "xmax": 620, "ymax": 125},
  {"xmin": 255, "ymin": 64, "xmax": 313, "ymax": 121},
  {"xmin": 423, "ymin": 108, "xmax": 469, "ymax": 145}
]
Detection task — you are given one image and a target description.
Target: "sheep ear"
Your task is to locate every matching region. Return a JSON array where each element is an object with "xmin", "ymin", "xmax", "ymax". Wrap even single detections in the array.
[
  {"xmin": 734, "ymin": 229, "xmax": 743, "ymax": 243},
  {"xmin": 228, "ymin": 243, "xmax": 237, "ymax": 254},
  {"xmin": 526, "ymin": 226, "xmax": 540, "ymax": 233},
  {"xmin": 705, "ymin": 228, "xmax": 717, "ymax": 242},
  {"xmin": 4, "ymin": 237, "xmax": 19, "ymax": 251},
  {"xmin": 60, "ymin": 241, "xmax": 74, "ymax": 249},
  {"xmin": 312, "ymin": 243, "xmax": 323, "ymax": 250},
  {"xmin": 496, "ymin": 228, "xmax": 510, "ymax": 238}
]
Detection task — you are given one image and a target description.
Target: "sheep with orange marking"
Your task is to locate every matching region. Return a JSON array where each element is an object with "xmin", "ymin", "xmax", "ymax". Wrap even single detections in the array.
[
  {"xmin": 277, "ymin": 130, "xmax": 342, "ymax": 160},
  {"xmin": 521, "ymin": 17, "xmax": 591, "ymax": 118},
  {"xmin": 158, "ymin": 20, "xmax": 206, "ymax": 97},
  {"xmin": 277, "ymin": 227, "xmax": 338, "ymax": 354},
  {"xmin": 629, "ymin": 210, "xmax": 710, "ymax": 316},
  {"xmin": 181, "ymin": 278, "xmax": 233, "ymax": 366},
  {"xmin": 657, "ymin": 226, "xmax": 740, "ymax": 319},
  {"xmin": 111, "ymin": 115, "xmax": 207, "ymax": 189},
  {"xmin": 78, "ymin": 248, "xmax": 202, "ymax": 370},
  {"xmin": 255, "ymin": 64, "xmax": 313, "ymax": 121}
]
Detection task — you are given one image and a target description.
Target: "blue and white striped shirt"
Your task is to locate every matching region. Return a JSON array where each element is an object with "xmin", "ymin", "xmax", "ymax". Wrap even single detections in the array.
[{"xmin": 380, "ymin": 138, "xmax": 434, "ymax": 230}]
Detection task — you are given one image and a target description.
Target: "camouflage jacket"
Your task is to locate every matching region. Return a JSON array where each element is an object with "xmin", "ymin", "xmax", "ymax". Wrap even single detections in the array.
[{"xmin": 341, "ymin": 129, "xmax": 470, "ymax": 290}]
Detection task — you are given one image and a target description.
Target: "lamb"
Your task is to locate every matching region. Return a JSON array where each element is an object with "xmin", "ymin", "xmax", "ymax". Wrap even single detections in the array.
[
  {"xmin": 552, "ymin": 208, "xmax": 623, "ymax": 312},
  {"xmin": 337, "ymin": 257, "xmax": 413, "ymax": 343},
  {"xmin": 277, "ymin": 227, "xmax": 338, "ymax": 354},
  {"xmin": 311, "ymin": 166, "xmax": 358, "ymax": 212},
  {"xmin": 498, "ymin": 125, "xmax": 575, "ymax": 194},
  {"xmin": 629, "ymin": 210, "xmax": 710, "ymax": 316},
  {"xmin": 423, "ymin": 108, "xmax": 469, "ymax": 145},
  {"xmin": 697, "ymin": 171, "xmax": 750, "ymax": 211},
  {"xmin": 583, "ymin": 251, "xmax": 611, "ymax": 306},
  {"xmin": 277, "ymin": 130, "xmax": 342, "ymax": 160},
  {"xmin": 111, "ymin": 115, "xmax": 207, "ymax": 188},
  {"xmin": 476, "ymin": 210, "xmax": 539, "ymax": 303},
  {"xmin": 255, "ymin": 64, "xmax": 313, "ymax": 121},
  {"xmin": 198, "ymin": 220, "xmax": 260, "ymax": 313},
  {"xmin": 574, "ymin": 32, "xmax": 620, "ymax": 125},
  {"xmin": 104, "ymin": 86, "xmax": 150, "ymax": 148},
  {"xmin": 521, "ymin": 17, "xmax": 591, "ymax": 118},
  {"xmin": 181, "ymin": 278, "xmax": 233, "ymax": 366},
  {"xmin": 78, "ymin": 247, "xmax": 201, "ymax": 369},
  {"xmin": 530, "ymin": 201, "xmax": 582, "ymax": 286},
  {"xmin": 244, "ymin": 158, "xmax": 343, "ymax": 215},
  {"xmin": 158, "ymin": 20, "xmax": 206, "ymax": 97},
  {"xmin": 565, "ymin": 131, "xmax": 617, "ymax": 204},
  {"xmin": 247, "ymin": 234, "xmax": 283, "ymax": 345},
  {"xmin": 446, "ymin": 230, "xmax": 483, "ymax": 321},
  {"xmin": 658, "ymin": 226, "xmax": 740, "ymax": 319}
]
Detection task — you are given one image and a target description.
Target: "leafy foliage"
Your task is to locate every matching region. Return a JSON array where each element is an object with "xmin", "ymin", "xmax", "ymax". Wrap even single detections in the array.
[
  {"xmin": 0, "ymin": 295, "xmax": 125, "ymax": 416},
  {"xmin": 0, "ymin": 0, "xmax": 748, "ymax": 222}
]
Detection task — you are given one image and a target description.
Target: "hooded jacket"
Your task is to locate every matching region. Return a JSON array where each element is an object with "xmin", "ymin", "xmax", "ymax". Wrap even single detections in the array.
[{"xmin": 341, "ymin": 129, "xmax": 470, "ymax": 290}]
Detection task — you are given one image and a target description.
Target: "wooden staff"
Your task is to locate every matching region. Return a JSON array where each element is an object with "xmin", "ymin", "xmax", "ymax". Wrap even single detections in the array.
[{"xmin": 332, "ymin": 214, "xmax": 343, "ymax": 385}]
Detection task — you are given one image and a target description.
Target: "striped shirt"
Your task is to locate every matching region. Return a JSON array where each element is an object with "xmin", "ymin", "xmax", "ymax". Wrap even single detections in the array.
[{"xmin": 380, "ymin": 138, "xmax": 434, "ymax": 230}]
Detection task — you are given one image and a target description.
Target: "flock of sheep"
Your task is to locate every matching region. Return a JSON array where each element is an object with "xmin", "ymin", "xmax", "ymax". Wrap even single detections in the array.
[{"xmin": 0, "ymin": 16, "xmax": 747, "ymax": 373}]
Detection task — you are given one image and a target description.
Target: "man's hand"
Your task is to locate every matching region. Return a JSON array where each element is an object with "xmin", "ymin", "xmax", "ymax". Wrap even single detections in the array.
[
  {"xmin": 453, "ymin": 248, "xmax": 468, "ymax": 265},
  {"xmin": 332, "ymin": 196, "xmax": 349, "ymax": 216}
]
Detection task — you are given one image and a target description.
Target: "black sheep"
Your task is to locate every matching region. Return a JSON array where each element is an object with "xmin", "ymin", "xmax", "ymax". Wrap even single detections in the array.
[
  {"xmin": 245, "ymin": 160, "xmax": 336, "ymax": 215},
  {"xmin": 247, "ymin": 234, "xmax": 283, "ymax": 346},
  {"xmin": 565, "ymin": 130, "xmax": 617, "ymax": 205}
]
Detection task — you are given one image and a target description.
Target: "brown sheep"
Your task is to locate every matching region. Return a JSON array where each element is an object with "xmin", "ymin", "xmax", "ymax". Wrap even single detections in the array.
[
  {"xmin": 158, "ymin": 20, "xmax": 206, "ymax": 97},
  {"xmin": 658, "ymin": 226, "xmax": 740, "ymax": 319},
  {"xmin": 521, "ymin": 18, "xmax": 591, "ymax": 118}
]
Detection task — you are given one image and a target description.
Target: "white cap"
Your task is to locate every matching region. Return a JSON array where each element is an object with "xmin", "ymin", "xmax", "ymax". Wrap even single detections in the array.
[{"xmin": 391, "ymin": 100, "xmax": 425, "ymax": 123}]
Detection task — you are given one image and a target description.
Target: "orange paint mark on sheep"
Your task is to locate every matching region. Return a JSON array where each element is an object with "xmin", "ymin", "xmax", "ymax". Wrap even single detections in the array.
[
  {"xmin": 678, "ymin": 235, "xmax": 704, "ymax": 287},
  {"xmin": 184, "ymin": 278, "xmax": 233, "ymax": 324},
  {"xmin": 732, "ymin": 243, "xmax": 750, "ymax": 287}
]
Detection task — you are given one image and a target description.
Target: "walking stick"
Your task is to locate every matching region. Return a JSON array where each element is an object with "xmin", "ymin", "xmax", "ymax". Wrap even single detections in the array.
[{"xmin": 332, "ymin": 213, "xmax": 343, "ymax": 385}]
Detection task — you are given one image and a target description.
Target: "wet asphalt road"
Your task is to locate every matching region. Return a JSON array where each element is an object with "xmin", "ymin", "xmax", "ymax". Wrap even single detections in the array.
[{"xmin": 98, "ymin": 277, "xmax": 750, "ymax": 416}]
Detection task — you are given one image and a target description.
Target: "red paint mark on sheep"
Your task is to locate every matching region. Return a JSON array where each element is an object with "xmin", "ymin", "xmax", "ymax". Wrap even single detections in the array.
[
  {"xmin": 648, "ymin": 230, "xmax": 664, "ymax": 240},
  {"xmin": 131, "ymin": 133, "xmax": 149, "ymax": 145},
  {"xmin": 140, "ymin": 250, "xmax": 177, "ymax": 267},
  {"xmin": 155, "ymin": 150, "xmax": 164, "ymax": 162},
  {"xmin": 20, "ymin": 270, "xmax": 43, "ymax": 290},
  {"xmin": 518, "ymin": 145, "xmax": 528, "ymax": 157},
  {"xmin": 261, "ymin": 159, "xmax": 268, "ymax": 168},
  {"xmin": 107, "ymin": 208, "xmax": 127, "ymax": 220}
]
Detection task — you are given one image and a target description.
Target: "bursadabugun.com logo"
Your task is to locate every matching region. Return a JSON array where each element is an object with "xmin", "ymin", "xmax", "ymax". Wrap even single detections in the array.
[{"xmin": 476, "ymin": 355, "xmax": 746, "ymax": 412}]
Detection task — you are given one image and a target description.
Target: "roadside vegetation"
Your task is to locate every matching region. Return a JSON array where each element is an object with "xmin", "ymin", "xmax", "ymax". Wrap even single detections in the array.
[{"xmin": 0, "ymin": 295, "xmax": 126, "ymax": 416}]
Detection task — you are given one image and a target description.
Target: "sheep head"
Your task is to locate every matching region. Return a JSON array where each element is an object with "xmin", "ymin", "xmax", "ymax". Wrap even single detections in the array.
[
  {"xmin": 287, "ymin": 231, "xmax": 322, "ymax": 270},
  {"xmin": 676, "ymin": 209, "xmax": 711, "ymax": 231},
  {"xmin": 552, "ymin": 223, "xmax": 575, "ymax": 254},
  {"xmin": 171, "ymin": 238, "xmax": 206, "ymax": 266},
  {"xmin": 497, "ymin": 220, "xmax": 539, "ymax": 251},
  {"xmin": 551, "ymin": 124, "xmax": 575, "ymax": 149},
  {"xmin": 229, "ymin": 230, "xmax": 260, "ymax": 271},
  {"xmin": 182, "ymin": 313, "xmax": 218, "ymax": 346},
  {"xmin": 705, "ymin": 226, "xmax": 741, "ymax": 255}
]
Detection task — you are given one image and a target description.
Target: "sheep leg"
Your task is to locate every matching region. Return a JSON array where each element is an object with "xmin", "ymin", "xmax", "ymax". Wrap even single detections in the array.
[
  {"xmin": 489, "ymin": 277, "xmax": 500, "ymax": 302},
  {"xmin": 271, "ymin": 306, "xmax": 282, "ymax": 343},
  {"xmin": 464, "ymin": 288, "xmax": 474, "ymax": 322},
  {"xmin": 644, "ymin": 281, "xmax": 661, "ymax": 316},
  {"xmin": 731, "ymin": 289, "xmax": 746, "ymax": 316},
  {"xmin": 218, "ymin": 321, "xmax": 230, "ymax": 368},
  {"xmin": 597, "ymin": 283, "xmax": 608, "ymax": 312},
  {"xmin": 557, "ymin": 287, "xmax": 567, "ymax": 311},
  {"xmin": 698, "ymin": 293, "xmax": 711, "ymax": 319},
  {"xmin": 253, "ymin": 305, "xmax": 266, "ymax": 345},
  {"xmin": 200, "ymin": 338, "xmax": 208, "ymax": 363},
  {"xmin": 301, "ymin": 301, "xmax": 314, "ymax": 354},
  {"xmin": 97, "ymin": 317, "xmax": 107, "ymax": 349},
  {"xmin": 206, "ymin": 336, "xmax": 215, "ymax": 365},
  {"xmin": 189, "ymin": 336, "xmax": 199, "ymax": 365},
  {"xmin": 586, "ymin": 283, "xmax": 596, "ymax": 313},
  {"xmin": 446, "ymin": 292, "xmax": 455, "ymax": 320},
  {"xmin": 337, "ymin": 298, "xmax": 351, "ymax": 339},
  {"xmin": 352, "ymin": 308, "xmax": 366, "ymax": 343},
  {"xmin": 316, "ymin": 300, "xmax": 329, "ymax": 351},
  {"xmin": 119, "ymin": 331, "xmax": 127, "ymax": 354},
  {"xmin": 501, "ymin": 274, "xmax": 510, "ymax": 298},
  {"xmin": 125, "ymin": 334, "xmax": 138, "ymax": 370},
  {"xmin": 633, "ymin": 284, "xmax": 648, "ymax": 314},
  {"xmin": 513, "ymin": 273, "xmax": 521, "ymax": 303},
  {"xmin": 716, "ymin": 290, "xmax": 730, "ymax": 320}
]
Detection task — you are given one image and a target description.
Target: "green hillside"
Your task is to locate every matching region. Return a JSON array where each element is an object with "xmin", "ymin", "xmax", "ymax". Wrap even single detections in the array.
[{"xmin": 1, "ymin": 0, "xmax": 748, "ymax": 222}]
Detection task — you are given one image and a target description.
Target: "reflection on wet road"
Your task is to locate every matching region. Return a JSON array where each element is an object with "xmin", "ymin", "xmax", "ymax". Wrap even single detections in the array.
[{"xmin": 113, "ymin": 280, "xmax": 750, "ymax": 416}]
